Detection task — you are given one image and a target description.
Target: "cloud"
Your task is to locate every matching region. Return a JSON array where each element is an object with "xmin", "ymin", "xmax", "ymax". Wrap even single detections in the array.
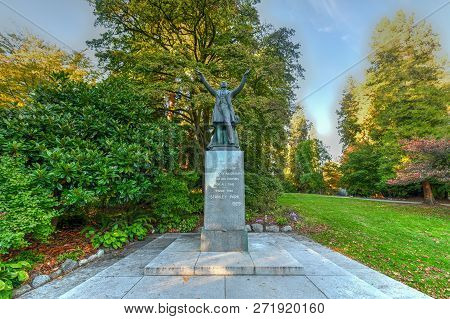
[{"xmin": 307, "ymin": 0, "xmax": 342, "ymax": 22}]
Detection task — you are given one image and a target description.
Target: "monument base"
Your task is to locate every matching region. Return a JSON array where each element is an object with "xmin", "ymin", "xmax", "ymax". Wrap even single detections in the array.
[
  {"xmin": 200, "ymin": 229, "xmax": 248, "ymax": 252},
  {"xmin": 201, "ymin": 150, "xmax": 248, "ymax": 252}
]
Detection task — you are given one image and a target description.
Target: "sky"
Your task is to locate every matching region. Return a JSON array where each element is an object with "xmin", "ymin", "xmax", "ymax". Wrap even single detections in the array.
[{"xmin": 0, "ymin": 0, "xmax": 449, "ymax": 158}]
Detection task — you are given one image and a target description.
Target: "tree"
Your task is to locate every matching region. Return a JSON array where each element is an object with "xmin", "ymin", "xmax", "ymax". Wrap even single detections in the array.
[
  {"xmin": 336, "ymin": 76, "xmax": 361, "ymax": 149},
  {"xmin": 285, "ymin": 104, "xmax": 310, "ymax": 183},
  {"xmin": 365, "ymin": 10, "xmax": 447, "ymax": 143},
  {"xmin": 87, "ymin": 0, "xmax": 304, "ymax": 177},
  {"xmin": 339, "ymin": 143, "xmax": 383, "ymax": 196},
  {"xmin": 322, "ymin": 161, "xmax": 342, "ymax": 195},
  {"xmin": 388, "ymin": 139, "xmax": 449, "ymax": 204},
  {"xmin": 294, "ymin": 138, "xmax": 330, "ymax": 193},
  {"xmin": 337, "ymin": 11, "xmax": 448, "ymax": 198},
  {"xmin": 0, "ymin": 33, "xmax": 91, "ymax": 107}
]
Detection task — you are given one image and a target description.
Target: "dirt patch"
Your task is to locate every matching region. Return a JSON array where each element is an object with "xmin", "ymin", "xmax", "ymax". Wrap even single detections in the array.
[{"xmin": 3, "ymin": 228, "xmax": 96, "ymax": 275}]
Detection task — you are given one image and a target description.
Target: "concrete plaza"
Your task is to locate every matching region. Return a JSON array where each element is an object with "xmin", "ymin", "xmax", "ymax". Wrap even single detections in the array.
[{"xmin": 19, "ymin": 233, "xmax": 430, "ymax": 299}]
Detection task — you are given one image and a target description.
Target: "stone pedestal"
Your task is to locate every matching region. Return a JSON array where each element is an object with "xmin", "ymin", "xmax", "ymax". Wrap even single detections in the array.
[{"xmin": 201, "ymin": 150, "xmax": 248, "ymax": 252}]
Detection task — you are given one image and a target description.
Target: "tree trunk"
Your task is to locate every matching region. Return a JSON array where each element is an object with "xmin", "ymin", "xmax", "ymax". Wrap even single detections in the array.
[{"xmin": 422, "ymin": 180, "xmax": 434, "ymax": 204}]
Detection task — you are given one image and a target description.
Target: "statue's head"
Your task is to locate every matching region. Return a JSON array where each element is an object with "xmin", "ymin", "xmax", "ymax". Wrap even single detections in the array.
[{"xmin": 220, "ymin": 81, "xmax": 228, "ymax": 89}]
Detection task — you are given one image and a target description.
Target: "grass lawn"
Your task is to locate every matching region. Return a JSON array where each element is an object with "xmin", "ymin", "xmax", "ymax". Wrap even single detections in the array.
[{"xmin": 279, "ymin": 193, "xmax": 450, "ymax": 298}]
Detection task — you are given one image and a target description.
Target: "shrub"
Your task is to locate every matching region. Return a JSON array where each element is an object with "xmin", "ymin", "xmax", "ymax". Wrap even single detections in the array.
[
  {"xmin": 275, "ymin": 216, "xmax": 289, "ymax": 226},
  {"xmin": 0, "ymin": 260, "xmax": 31, "ymax": 299},
  {"xmin": 83, "ymin": 215, "xmax": 154, "ymax": 249},
  {"xmin": 0, "ymin": 156, "xmax": 58, "ymax": 254},
  {"xmin": 152, "ymin": 172, "xmax": 202, "ymax": 233},
  {"xmin": 8, "ymin": 251, "xmax": 45, "ymax": 266},
  {"xmin": 245, "ymin": 173, "xmax": 283, "ymax": 214},
  {"xmin": 177, "ymin": 215, "xmax": 200, "ymax": 233},
  {"xmin": 0, "ymin": 74, "xmax": 182, "ymax": 220}
]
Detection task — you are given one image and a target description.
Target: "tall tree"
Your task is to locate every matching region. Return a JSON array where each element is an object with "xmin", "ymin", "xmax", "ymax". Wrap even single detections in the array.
[
  {"xmin": 294, "ymin": 138, "xmax": 330, "ymax": 193},
  {"xmin": 322, "ymin": 161, "xmax": 341, "ymax": 195},
  {"xmin": 87, "ymin": 0, "xmax": 304, "ymax": 176},
  {"xmin": 285, "ymin": 104, "xmax": 310, "ymax": 183},
  {"xmin": 0, "ymin": 33, "xmax": 91, "ymax": 107},
  {"xmin": 366, "ymin": 10, "xmax": 447, "ymax": 143},
  {"xmin": 336, "ymin": 76, "xmax": 361, "ymax": 149},
  {"xmin": 338, "ymin": 11, "xmax": 449, "ymax": 197}
]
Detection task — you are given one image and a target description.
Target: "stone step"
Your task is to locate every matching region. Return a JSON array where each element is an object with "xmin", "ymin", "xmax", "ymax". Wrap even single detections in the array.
[
  {"xmin": 144, "ymin": 235, "xmax": 304, "ymax": 276},
  {"xmin": 289, "ymin": 235, "xmax": 430, "ymax": 299}
]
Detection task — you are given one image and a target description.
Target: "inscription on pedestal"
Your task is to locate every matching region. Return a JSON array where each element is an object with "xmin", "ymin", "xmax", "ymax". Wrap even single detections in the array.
[
  {"xmin": 204, "ymin": 151, "xmax": 245, "ymax": 231},
  {"xmin": 202, "ymin": 150, "xmax": 248, "ymax": 252}
]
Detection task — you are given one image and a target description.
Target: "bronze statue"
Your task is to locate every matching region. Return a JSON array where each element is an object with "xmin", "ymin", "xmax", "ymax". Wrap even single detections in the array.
[{"xmin": 196, "ymin": 68, "xmax": 250, "ymax": 150}]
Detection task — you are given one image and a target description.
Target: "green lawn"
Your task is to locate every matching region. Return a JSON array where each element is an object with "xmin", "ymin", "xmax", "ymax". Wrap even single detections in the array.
[{"xmin": 278, "ymin": 193, "xmax": 450, "ymax": 298}]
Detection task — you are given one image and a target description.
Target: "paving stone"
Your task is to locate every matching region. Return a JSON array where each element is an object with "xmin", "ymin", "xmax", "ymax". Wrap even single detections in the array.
[
  {"xmin": 226, "ymin": 276, "xmax": 326, "ymax": 299},
  {"xmin": 246, "ymin": 225, "xmax": 252, "ymax": 232},
  {"xmin": 144, "ymin": 251, "xmax": 199, "ymax": 275},
  {"xmin": 266, "ymin": 225, "xmax": 280, "ymax": 232},
  {"xmin": 97, "ymin": 251, "xmax": 160, "ymax": 277},
  {"xmin": 251, "ymin": 223, "xmax": 263, "ymax": 232},
  {"xmin": 268, "ymin": 234, "xmax": 310, "ymax": 251},
  {"xmin": 249, "ymin": 241, "xmax": 304, "ymax": 275},
  {"xmin": 195, "ymin": 252, "xmax": 254, "ymax": 275},
  {"xmin": 159, "ymin": 233, "xmax": 182, "ymax": 238},
  {"xmin": 123, "ymin": 276, "xmax": 225, "ymax": 299},
  {"xmin": 349, "ymin": 268, "xmax": 431, "ymax": 299},
  {"xmin": 309, "ymin": 247, "xmax": 371, "ymax": 270},
  {"xmin": 286, "ymin": 248, "xmax": 350, "ymax": 276},
  {"xmin": 59, "ymin": 276, "xmax": 142, "ymax": 299},
  {"xmin": 307, "ymin": 275, "xmax": 390, "ymax": 299},
  {"xmin": 19, "ymin": 233, "xmax": 432, "ymax": 299},
  {"xmin": 141, "ymin": 237, "xmax": 177, "ymax": 250},
  {"xmin": 20, "ymin": 258, "xmax": 118, "ymax": 299},
  {"xmin": 163, "ymin": 236, "xmax": 200, "ymax": 252},
  {"xmin": 31, "ymin": 275, "xmax": 51, "ymax": 288}
]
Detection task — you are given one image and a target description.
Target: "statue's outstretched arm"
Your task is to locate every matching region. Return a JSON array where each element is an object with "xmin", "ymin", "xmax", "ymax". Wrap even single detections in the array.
[
  {"xmin": 196, "ymin": 69, "xmax": 216, "ymax": 97},
  {"xmin": 231, "ymin": 69, "xmax": 250, "ymax": 97}
]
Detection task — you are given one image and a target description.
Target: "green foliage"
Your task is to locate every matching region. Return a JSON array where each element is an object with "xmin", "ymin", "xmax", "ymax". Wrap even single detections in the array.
[
  {"xmin": 177, "ymin": 215, "xmax": 200, "ymax": 233},
  {"xmin": 89, "ymin": 0, "xmax": 304, "ymax": 177},
  {"xmin": 0, "ymin": 74, "xmax": 182, "ymax": 219},
  {"xmin": 152, "ymin": 172, "xmax": 202, "ymax": 233},
  {"xmin": 322, "ymin": 161, "xmax": 342, "ymax": 195},
  {"xmin": 337, "ymin": 11, "xmax": 448, "ymax": 198},
  {"xmin": 56, "ymin": 247, "xmax": 84, "ymax": 263},
  {"xmin": 275, "ymin": 216, "xmax": 289, "ymax": 226},
  {"xmin": 336, "ymin": 77, "xmax": 361, "ymax": 148},
  {"xmin": 154, "ymin": 214, "xmax": 200, "ymax": 234},
  {"xmin": 245, "ymin": 173, "xmax": 283, "ymax": 214},
  {"xmin": 286, "ymin": 105, "xmax": 331, "ymax": 194},
  {"xmin": 0, "ymin": 156, "xmax": 58, "ymax": 254},
  {"xmin": 366, "ymin": 11, "xmax": 447, "ymax": 143},
  {"xmin": 294, "ymin": 139, "xmax": 330, "ymax": 193},
  {"xmin": 83, "ymin": 215, "xmax": 154, "ymax": 249},
  {"xmin": 245, "ymin": 210, "xmax": 256, "ymax": 223},
  {"xmin": 340, "ymin": 143, "xmax": 384, "ymax": 196},
  {"xmin": 0, "ymin": 260, "xmax": 31, "ymax": 299},
  {"xmin": 8, "ymin": 251, "xmax": 45, "ymax": 266}
]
